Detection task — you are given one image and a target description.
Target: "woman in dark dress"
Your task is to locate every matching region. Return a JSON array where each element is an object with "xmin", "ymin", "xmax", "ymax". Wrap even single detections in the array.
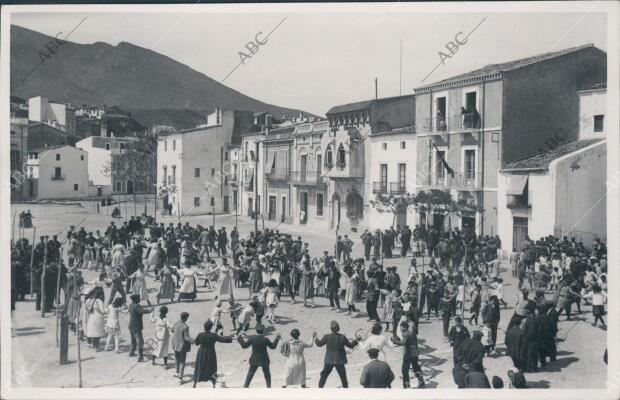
[{"xmin": 193, "ymin": 320, "xmax": 234, "ymax": 388}]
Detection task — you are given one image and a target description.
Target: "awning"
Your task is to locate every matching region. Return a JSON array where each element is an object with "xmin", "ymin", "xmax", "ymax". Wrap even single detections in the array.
[{"xmin": 506, "ymin": 175, "xmax": 528, "ymax": 195}]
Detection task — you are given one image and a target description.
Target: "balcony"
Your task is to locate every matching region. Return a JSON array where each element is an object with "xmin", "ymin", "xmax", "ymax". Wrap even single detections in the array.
[
  {"xmin": 435, "ymin": 115, "xmax": 448, "ymax": 132},
  {"xmin": 372, "ymin": 182, "xmax": 388, "ymax": 194},
  {"xmin": 323, "ymin": 161, "xmax": 364, "ymax": 179},
  {"xmin": 290, "ymin": 172, "xmax": 327, "ymax": 187},
  {"xmin": 506, "ymin": 194, "xmax": 531, "ymax": 211},
  {"xmin": 264, "ymin": 168, "xmax": 289, "ymax": 180},
  {"xmin": 51, "ymin": 174, "xmax": 66, "ymax": 181},
  {"xmin": 459, "ymin": 112, "xmax": 482, "ymax": 130},
  {"xmin": 389, "ymin": 182, "xmax": 407, "ymax": 194}
]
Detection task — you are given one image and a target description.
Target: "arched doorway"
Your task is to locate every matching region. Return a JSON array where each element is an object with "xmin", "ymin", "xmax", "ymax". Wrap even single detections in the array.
[{"xmin": 126, "ymin": 180, "xmax": 134, "ymax": 194}]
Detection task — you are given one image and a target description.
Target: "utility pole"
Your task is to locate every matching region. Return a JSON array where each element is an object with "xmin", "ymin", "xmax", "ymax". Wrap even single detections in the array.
[
  {"xmin": 212, "ymin": 205, "xmax": 216, "ymax": 227},
  {"xmin": 29, "ymin": 227, "xmax": 36, "ymax": 296},
  {"xmin": 40, "ymin": 236, "xmax": 48, "ymax": 318},
  {"xmin": 254, "ymin": 141, "xmax": 259, "ymax": 234},
  {"xmin": 73, "ymin": 270, "xmax": 83, "ymax": 386}
]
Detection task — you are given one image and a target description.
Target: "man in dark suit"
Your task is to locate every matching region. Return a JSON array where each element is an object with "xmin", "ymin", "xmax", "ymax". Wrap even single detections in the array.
[
  {"xmin": 360, "ymin": 348, "xmax": 395, "ymax": 388},
  {"xmin": 314, "ymin": 321, "xmax": 358, "ymax": 388},
  {"xmin": 237, "ymin": 325, "xmax": 281, "ymax": 388},
  {"xmin": 128, "ymin": 294, "xmax": 153, "ymax": 362},
  {"xmin": 392, "ymin": 321, "xmax": 425, "ymax": 388},
  {"xmin": 505, "ymin": 319, "xmax": 526, "ymax": 373},
  {"xmin": 448, "ymin": 316, "xmax": 470, "ymax": 365},
  {"xmin": 460, "ymin": 330, "xmax": 485, "ymax": 373},
  {"xmin": 171, "ymin": 312, "xmax": 192, "ymax": 384}
]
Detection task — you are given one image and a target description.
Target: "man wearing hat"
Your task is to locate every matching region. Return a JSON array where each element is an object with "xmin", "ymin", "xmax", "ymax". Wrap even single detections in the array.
[
  {"xmin": 481, "ymin": 295, "xmax": 501, "ymax": 354},
  {"xmin": 361, "ymin": 229, "xmax": 373, "ymax": 261},
  {"xmin": 128, "ymin": 293, "xmax": 153, "ymax": 362},
  {"xmin": 449, "ymin": 316, "xmax": 470, "ymax": 365},
  {"xmin": 359, "ymin": 348, "xmax": 395, "ymax": 388},
  {"xmin": 460, "ymin": 330, "xmax": 485, "ymax": 373},
  {"xmin": 314, "ymin": 321, "xmax": 358, "ymax": 388}
]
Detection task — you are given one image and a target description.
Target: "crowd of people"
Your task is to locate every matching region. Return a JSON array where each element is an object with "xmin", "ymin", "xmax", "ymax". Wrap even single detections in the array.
[{"xmin": 9, "ymin": 214, "xmax": 607, "ymax": 389}]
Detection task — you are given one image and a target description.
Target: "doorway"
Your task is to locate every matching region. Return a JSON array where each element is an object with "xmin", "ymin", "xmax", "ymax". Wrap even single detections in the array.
[
  {"xmin": 248, "ymin": 197, "xmax": 253, "ymax": 217},
  {"xmin": 513, "ymin": 217, "xmax": 529, "ymax": 252},
  {"xmin": 126, "ymin": 180, "xmax": 134, "ymax": 194},
  {"xmin": 268, "ymin": 196, "xmax": 277, "ymax": 221},
  {"xmin": 433, "ymin": 213, "xmax": 445, "ymax": 231},
  {"xmin": 300, "ymin": 192, "xmax": 308, "ymax": 224},
  {"xmin": 223, "ymin": 195, "xmax": 229, "ymax": 213},
  {"xmin": 462, "ymin": 215, "xmax": 475, "ymax": 233},
  {"xmin": 332, "ymin": 194, "xmax": 341, "ymax": 229}
]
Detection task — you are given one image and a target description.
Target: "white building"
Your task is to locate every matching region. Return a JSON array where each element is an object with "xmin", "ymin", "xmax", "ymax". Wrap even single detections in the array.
[
  {"xmin": 291, "ymin": 120, "xmax": 330, "ymax": 229},
  {"xmin": 578, "ymin": 84, "xmax": 606, "ymax": 140},
  {"xmin": 25, "ymin": 145, "xmax": 89, "ymax": 199},
  {"xmin": 238, "ymin": 132, "xmax": 265, "ymax": 218},
  {"xmin": 497, "ymin": 85, "xmax": 607, "ymax": 252},
  {"xmin": 157, "ymin": 109, "xmax": 253, "ymax": 216},
  {"xmin": 368, "ymin": 126, "xmax": 417, "ymax": 229},
  {"xmin": 76, "ymin": 136, "xmax": 136, "ymax": 196},
  {"xmin": 28, "ymin": 96, "xmax": 72, "ymax": 131}
]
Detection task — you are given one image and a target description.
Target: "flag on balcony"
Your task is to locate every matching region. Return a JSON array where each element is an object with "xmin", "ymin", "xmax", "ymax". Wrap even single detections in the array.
[{"xmin": 433, "ymin": 143, "xmax": 454, "ymax": 178}]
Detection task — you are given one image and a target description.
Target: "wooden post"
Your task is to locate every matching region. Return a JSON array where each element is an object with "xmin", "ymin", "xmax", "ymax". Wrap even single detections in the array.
[
  {"xmin": 29, "ymin": 227, "xmax": 36, "ymax": 296},
  {"xmin": 73, "ymin": 271, "xmax": 83, "ymax": 387},
  {"xmin": 55, "ymin": 247, "xmax": 64, "ymax": 347},
  {"xmin": 59, "ymin": 311, "xmax": 69, "ymax": 364},
  {"xmin": 12, "ymin": 211, "xmax": 17, "ymax": 248},
  {"xmin": 40, "ymin": 236, "xmax": 48, "ymax": 317},
  {"xmin": 178, "ymin": 201, "xmax": 181, "ymax": 223}
]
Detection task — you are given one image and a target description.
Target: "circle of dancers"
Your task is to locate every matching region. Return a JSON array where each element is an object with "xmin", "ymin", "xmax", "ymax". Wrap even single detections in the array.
[{"xmin": 10, "ymin": 215, "xmax": 608, "ymax": 389}]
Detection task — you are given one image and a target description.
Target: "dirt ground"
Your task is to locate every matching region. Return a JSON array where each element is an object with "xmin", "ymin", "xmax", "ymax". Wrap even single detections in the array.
[{"xmin": 10, "ymin": 202, "xmax": 607, "ymax": 388}]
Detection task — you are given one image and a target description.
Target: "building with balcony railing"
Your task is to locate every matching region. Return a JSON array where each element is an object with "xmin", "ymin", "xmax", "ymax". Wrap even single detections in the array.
[
  {"xmin": 290, "ymin": 120, "xmax": 330, "ymax": 227},
  {"xmin": 25, "ymin": 145, "xmax": 89, "ymax": 199},
  {"xmin": 413, "ymin": 44, "xmax": 606, "ymax": 235},
  {"xmin": 156, "ymin": 109, "xmax": 254, "ymax": 216},
  {"xmin": 368, "ymin": 124, "xmax": 417, "ymax": 229}
]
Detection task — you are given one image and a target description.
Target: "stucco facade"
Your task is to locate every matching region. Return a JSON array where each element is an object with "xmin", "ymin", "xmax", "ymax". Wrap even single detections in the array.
[
  {"xmin": 497, "ymin": 140, "xmax": 606, "ymax": 254},
  {"xmin": 26, "ymin": 145, "xmax": 89, "ymax": 199},
  {"xmin": 157, "ymin": 110, "xmax": 247, "ymax": 216},
  {"xmin": 368, "ymin": 130, "xmax": 418, "ymax": 230}
]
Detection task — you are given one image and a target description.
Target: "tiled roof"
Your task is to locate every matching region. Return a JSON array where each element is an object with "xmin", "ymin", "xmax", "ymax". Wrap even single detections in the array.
[
  {"xmin": 326, "ymin": 99, "xmax": 374, "ymax": 115},
  {"xmin": 416, "ymin": 44, "xmax": 595, "ymax": 92},
  {"xmin": 372, "ymin": 125, "xmax": 416, "ymax": 137},
  {"xmin": 502, "ymin": 139, "xmax": 603, "ymax": 171}
]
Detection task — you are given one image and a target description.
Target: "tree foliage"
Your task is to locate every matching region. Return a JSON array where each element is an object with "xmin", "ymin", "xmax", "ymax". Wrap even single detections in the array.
[{"xmin": 370, "ymin": 189, "xmax": 483, "ymax": 221}]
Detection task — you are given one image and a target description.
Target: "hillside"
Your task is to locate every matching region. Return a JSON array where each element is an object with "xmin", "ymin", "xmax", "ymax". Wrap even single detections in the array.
[{"xmin": 10, "ymin": 25, "xmax": 314, "ymax": 128}]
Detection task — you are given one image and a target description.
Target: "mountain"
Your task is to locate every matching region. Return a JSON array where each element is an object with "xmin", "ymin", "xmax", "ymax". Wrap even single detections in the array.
[{"xmin": 10, "ymin": 25, "xmax": 315, "ymax": 128}]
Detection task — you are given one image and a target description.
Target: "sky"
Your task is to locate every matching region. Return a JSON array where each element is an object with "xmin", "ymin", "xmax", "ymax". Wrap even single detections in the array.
[{"xmin": 10, "ymin": 4, "xmax": 608, "ymax": 116}]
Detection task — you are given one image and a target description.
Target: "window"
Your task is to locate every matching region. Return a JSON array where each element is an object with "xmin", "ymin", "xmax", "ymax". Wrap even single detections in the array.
[
  {"xmin": 105, "ymin": 143, "xmax": 110, "ymax": 150},
  {"xmin": 162, "ymin": 166, "xmax": 167, "ymax": 184},
  {"xmin": 164, "ymin": 141, "xmax": 168, "ymax": 151},
  {"xmin": 80, "ymin": 155, "xmax": 84, "ymax": 161},
  {"xmin": 56, "ymin": 154, "xmax": 60, "ymax": 161},
  {"xmin": 380, "ymin": 164, "xmax": 388, "ymax": 193},
  {"xmin": 337, "ymin": 144, "xmax": 346, "ymax": 168},
  {"xmin": 594, "ymin": 115, "xmax": 604, "ymax": 132},
  {"xmin": 116, "ymin": 181, "xmax": 122, "ymax": 192},
  {"xmin": 465, "ymin": 149, "xmax": 476, "ymax": 180},
  {"xmin": 194, "ymin": 197, "xmax": 200, "ymax": 207},
  {"xmin": 435, "ymin": 96, "xmax": 447, "ymax": 131},
  {"xmin": 74, "ymin": 184, "xmax": 78, "ymax": 191},
  {"xmin": 194, "ymin": 168, "xmax": 200, "ymax": 177},
  {"xmin": 436, "ymin": 150, "xmax": 446, "ymax": 181},
  {"xmin": 54, "ymin": 167, "xmax": 62, "ymax": 180},
  {"xmin": 382, "ymin": 143, "xmax": 387, "ymax": 150},
  {"xmin": 120, "ymin": 143, "xmax": 125, "ymax": 150},
  {"xmin": 172, "ymin": 140, "xmax": 176, "ymax": 151},
  {"xmin": 171, "ymin": 165, "xmax": 176, "ymax": 184},
  {"xmin": 400, "ymin": 141, "xmax": 406, "ymax": 149},
  {"xmin": 224, "ymin": 152, "xmax": 229, "ymax": 161},
  {"xmin": 211, "ymin": 168, "xmax": 215, "ymax": 177},
  {"xmin": 325, "ymin": 146, "xmax": 333, "ymax": 168},
  {"xmin": 210, "ymin": 197, "xmax": 215, "ymax": 207},
  {"xmin": 317, "ymin": 193, "xmax": 324, "ymax": 216},
  {"xmin": 224, "ymin": 176, "xmax": 228, "ymax": 185},
  {"xmin": 398, "ymin": 164, "xmax": 406, "ymax": 192},
  {"xmin": 316, "ymin": 154, "xmax": 322, "ymax": 175}
]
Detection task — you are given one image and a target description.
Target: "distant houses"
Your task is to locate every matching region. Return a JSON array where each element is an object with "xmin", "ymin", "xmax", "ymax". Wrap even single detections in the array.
[{"xmin": 10, "ymin": 44, "xmax": 610, "ymax": 247}]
